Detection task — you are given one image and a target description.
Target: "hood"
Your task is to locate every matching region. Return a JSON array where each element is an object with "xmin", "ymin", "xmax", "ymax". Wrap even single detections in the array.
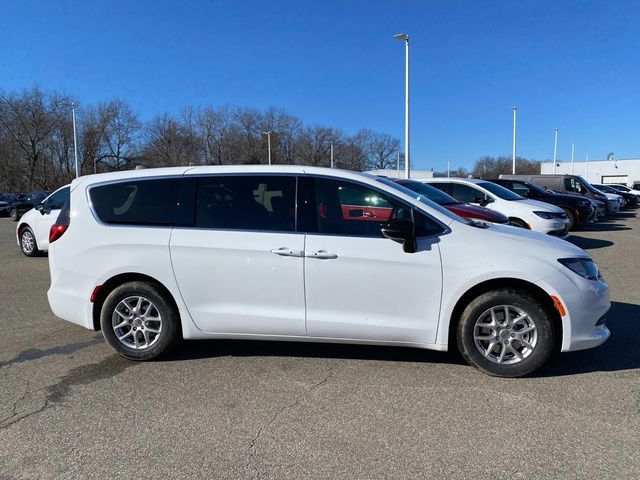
[
  {"xmin": 446, "ymin": 203, "xmax": 508, "ymax": 222},
  {"xmin": 516, "ymin": 198, "xmax": 564, "ymax": 213},
  {"xmin": 483, "ymin": 222, "xmax": 587, "ymax": 258},
  {"xmin": 601, "ymin": 192, "xmax": 621, "ymax": 201}
]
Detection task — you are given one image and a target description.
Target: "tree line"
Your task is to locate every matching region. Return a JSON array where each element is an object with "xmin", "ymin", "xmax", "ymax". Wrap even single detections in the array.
[
  {"xmin": 0, "ymin": 87, "xmax": 403, "ymax": 192},
  {"xmin": 0, "ymin": 87, "xmax": 542, "ymax": 193}
]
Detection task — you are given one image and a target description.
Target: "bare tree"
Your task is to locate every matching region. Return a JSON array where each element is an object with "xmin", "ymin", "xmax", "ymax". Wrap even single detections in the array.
[{"xmin": 366, "ymin": 131, "xmax": 400, "ymax": 170}]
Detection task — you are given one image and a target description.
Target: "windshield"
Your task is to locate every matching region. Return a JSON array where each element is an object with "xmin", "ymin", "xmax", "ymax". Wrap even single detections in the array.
[
  {"xmin": 477, "ymin": 182, "xmax": 523, "ymax": 201},
  {"xmin": 393, "ymin": 179, "xmax": 459, "ymax": 205},
  {"xmin": 376, "ymin": 177, "xmax": 463, "ymax": 222}
]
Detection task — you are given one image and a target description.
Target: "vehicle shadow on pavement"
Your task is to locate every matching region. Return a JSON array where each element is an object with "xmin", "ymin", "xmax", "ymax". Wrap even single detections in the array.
[
  {"xmin": 567, "ymin": 236, "xmax": 614, "ymax": 250},
  {"xmin": 168, "ymin": 338, "xmax": 467, "ymax": 366},
  {"xmin": 578, "ymin": 222, "xmax": 631, "ymax": 233},
  {"xmin": 538, "ymin": 301, "xmax": 640, "ymax": 377}
]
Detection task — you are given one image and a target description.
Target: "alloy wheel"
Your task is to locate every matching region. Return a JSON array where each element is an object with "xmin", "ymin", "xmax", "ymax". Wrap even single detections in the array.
[
  {"xmin": 112, "ymin": 296, "xmax": 163, "ymax": 350},
  {"xmin": 473, "ymin": 305, "xmax": 538, "ymax": 364},
  {"xmin": 21, "ymin": 231, "xmax": 35, "ymax": 254}
]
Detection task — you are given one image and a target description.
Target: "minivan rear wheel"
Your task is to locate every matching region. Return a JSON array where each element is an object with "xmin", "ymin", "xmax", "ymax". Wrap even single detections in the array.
[
  {"xmin": 100, "ymin": 281, "xmax": 179, "ymax": 360},
  {"xmin": 456, "ymin": 289, "xmax": 555, "ymax": 377}
]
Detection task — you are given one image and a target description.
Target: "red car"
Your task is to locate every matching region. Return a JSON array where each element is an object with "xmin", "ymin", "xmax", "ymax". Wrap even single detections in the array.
[{"xmin": 391, "ymin": 179, "xmax": 509, "ymax": 224}]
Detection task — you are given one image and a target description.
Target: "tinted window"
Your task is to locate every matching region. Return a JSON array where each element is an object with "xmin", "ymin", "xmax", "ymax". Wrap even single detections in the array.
[
  {"xmin": 451, "ymin": 183, "xmax": 487, "ymax": 203},
  {"xmin": 195, "ymin": 175, "xmax": 296, "ymax": 231},
  {"xmin": 565, "ymin": 177, "xmax": 584, "ymax": 194},
  {"xmin": 394, "ymin": 180, "xmax": 458, "ymax": 205},
  {"xmin": 477, "ymin": 182, "xmax": 522, "ymax": 200},
  {"xmin": 91, "ymin": 178, "xmax": 182, "ymax": 226},
  {"xmin": 45, "ymin": 187, "xmax": 70, "ymax": 210},
  {"xmin": 511, "ymin": 182, "xmax": 531, "ymax": 197},
  {"xmin": 313, "ymin": 178, "xmax": 413, "ymax": 237}
]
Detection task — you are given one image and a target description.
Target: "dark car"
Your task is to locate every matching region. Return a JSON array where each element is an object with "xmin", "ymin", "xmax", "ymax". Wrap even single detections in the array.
[
  {"xmin": 7, "ymin": 191, "xmax": 49, "ymax": 221},
  {"xmin": 0, "ymin": 193, "xmax": 20, "ymax": 217},
  {"xmin": 489, "ymin": 178, "xmax": 595, "ymax": 230},
  {"xmin": 389, "ymin": 178, "xmax": 510, "ymax": 224},
  {"xmin": 592, "ymin": 184, "xmax": 638, "ymax": 208}
]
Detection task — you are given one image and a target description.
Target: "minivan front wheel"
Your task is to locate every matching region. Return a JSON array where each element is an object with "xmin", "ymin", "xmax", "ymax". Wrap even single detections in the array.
[
  {"xmin": 101, "ymin": 281, "xmax": 179, "ymax": 360},
  {"xmin": 457, "ymin": 289, "xmax": 555, "ymax": 377}
]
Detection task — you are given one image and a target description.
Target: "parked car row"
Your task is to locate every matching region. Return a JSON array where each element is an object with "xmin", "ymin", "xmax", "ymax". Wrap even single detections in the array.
[
  {"xmin": 40, "ymin": 166, "xmax": 610, "ymax": 378},
  {"xmin": 0, "ymin": 191, "xmax": 50, "ymax": 220},
  {"xmin": 386, "ymin": 174, "xmax": 636, "ymax": 236}
]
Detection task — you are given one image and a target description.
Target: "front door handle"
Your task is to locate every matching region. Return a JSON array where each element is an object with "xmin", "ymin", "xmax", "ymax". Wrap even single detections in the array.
[
  {"xmin": 270, "ymin": 247, "xmax": 303, "ymax": 257},
  {"xmin": 305, "ymin": 250, "xmax": 338, "ymax": 260}
]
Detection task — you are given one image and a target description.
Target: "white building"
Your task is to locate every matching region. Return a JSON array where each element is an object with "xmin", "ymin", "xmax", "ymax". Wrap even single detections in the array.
[
  {"xmin": 541, "ymin": 158, "xmax": 640, "ymax": 187},
  {"xmin": 365, "ymin": 169, "xmax": 435, "ymax": 180}
]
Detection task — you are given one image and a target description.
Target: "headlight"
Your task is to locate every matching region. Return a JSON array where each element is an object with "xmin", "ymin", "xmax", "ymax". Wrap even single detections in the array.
[
  {"xmin": 534, "ymin": 211, "xmax": 554, "ymax": 219},
  {"xmin": 558, "ymin": 258, "xmax": 601, "ymax": 281}
]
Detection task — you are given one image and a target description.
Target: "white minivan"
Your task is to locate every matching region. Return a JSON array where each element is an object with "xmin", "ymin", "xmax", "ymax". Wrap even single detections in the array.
[
  {"xmin": 424, "ymin": 178, "xmax": 570, "ymax": 235},
  {"xmin": 16, "ymin": 185, "xmax": 70, "ymax": 256},
  {"xmin": 47, "ymin": 166, "xmax": 610, "ymax": 377}
]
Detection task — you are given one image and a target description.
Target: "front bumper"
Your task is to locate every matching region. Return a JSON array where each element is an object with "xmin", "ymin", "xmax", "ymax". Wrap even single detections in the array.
[
  {"xmin": 536, "ymin": 268, "xmax": 610, "ymax": 352},
  {"xmin": 575, "ymin": 205, "xmax": 595, "ymax": 226}
]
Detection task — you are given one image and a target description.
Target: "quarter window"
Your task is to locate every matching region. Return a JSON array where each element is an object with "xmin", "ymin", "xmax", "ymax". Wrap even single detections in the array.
[
  {"xmin": 90, "ymin": 178, "xmax": 182, "ymax": 226},
  {"xmin": 195, "ymin": 176, "xmax": 296, "ymax": 231}
]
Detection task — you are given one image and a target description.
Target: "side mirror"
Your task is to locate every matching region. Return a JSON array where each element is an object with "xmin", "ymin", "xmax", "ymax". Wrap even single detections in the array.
[
  {"xmin": 381, "ymin": 219, "xmax": 417, "ymax": 253},
  {"xmin": 35, "ymin": 203, "xmax": 45, "ymax": 215}
]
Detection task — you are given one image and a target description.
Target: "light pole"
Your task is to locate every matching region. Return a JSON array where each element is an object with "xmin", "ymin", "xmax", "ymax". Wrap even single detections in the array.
[
  {"xmin": 447, "ymin": 160, "xmax": 451, "ymax": 178},
  {"xmin": 511, "ymin": 107, "xmax": 517, "ymax": 174},
  {"xmin": 330, "ymin": 140, "xmax": 334, "ymax": 168},
  {"xmin": 585, "ymin": 152, "xmax": 589, "ymax": 179},
  {"xmin": 72, "ymin": 102, "xmax": 79, "ymax": 178},
  {"xmin": 394, "ymin": 33, "xmax": 410, "ymax": 179},
  {"xmin": 396, "ymin": 152, "xmax": 400, "ymax": 178},
  {"xmin": 571, "ymin": 141, "xmax": 575, "ymax": 174},
  {"xmin": 262, "ymin": 131, "xmax": 272, "ymax": 165},
  {"xmin": 552, "ymin": 128, "xmax": 559, "ymax": 174}
]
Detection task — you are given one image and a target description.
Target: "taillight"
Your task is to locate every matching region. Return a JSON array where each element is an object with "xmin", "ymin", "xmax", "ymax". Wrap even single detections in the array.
[{"xmin": 49, "ymin": 224, "xmax": 68, "ymax": 243}]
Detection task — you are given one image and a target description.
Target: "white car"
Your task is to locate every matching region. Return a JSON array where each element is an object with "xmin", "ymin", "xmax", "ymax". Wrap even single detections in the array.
[
  {"xmin": 594, "ymin": 190, "xmax": 622, "ymax": 212},
  {"xmin": 16, "ymin": 186, "xmax": 70, "ymax": 256},
  {"xmin": 46, "ymin": 166, "xmax": 610, "ymax": 377},
  {"xmin": 609, "ymin": 184, "xmax": 640, "ymax": 198},
  {"xmin": 423, "ymin": 178, "xmax": 570, "ymax": 235}
]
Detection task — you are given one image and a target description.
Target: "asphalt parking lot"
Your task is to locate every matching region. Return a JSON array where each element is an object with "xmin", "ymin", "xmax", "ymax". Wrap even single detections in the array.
[{"xmin": 1, "ymin": 215, "xmax": 639, "ymax": 480}]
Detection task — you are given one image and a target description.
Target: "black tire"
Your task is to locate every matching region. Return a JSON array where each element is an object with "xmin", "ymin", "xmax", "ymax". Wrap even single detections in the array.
[
  {"xmin": 509, "ymin": 218, "xmax": 529, "ymax": 229},
  {"xmin": 100, "ymin": 281, "xmax": 179, "ymax": 361},
  {"xmin": 10, "ymin": 208, "xmax": 18, "ymax": 221},
  {"xmin": 456, "ymin": 288, "xmax": 555, "ymax": 377},
  {"xmin": 562, "ymin": 208, "xmax": 577, "ymax": 231},
  {"xmin": 19, "ymin": 226, "xmax": 41, "ymax": 257}
]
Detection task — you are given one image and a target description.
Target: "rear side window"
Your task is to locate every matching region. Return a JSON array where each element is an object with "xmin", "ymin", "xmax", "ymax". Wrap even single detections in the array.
[
  {"xmin": 451, "ymin": 183, "xmax": 487, "ymax": 203},
  {"xmin": 195, "ymin": 175, "xmax": 296, "ymax": 231},
  {"xmin": 90, "ymin": 178, "xmax": 182, "ymax": 226}
]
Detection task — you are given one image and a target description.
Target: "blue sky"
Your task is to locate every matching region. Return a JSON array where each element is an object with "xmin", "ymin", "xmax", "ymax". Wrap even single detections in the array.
[{"xmin": 1, "ymin": 0, "xmax": 638, "ymax": 171}]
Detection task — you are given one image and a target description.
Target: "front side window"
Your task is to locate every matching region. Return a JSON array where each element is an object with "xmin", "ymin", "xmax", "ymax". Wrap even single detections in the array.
[
  {"xmin": 45, "ymin": 187, "xmax": 70, "ymax": 210},
  {"xmin": 511, "ymin": 182, "xmax": 531, "ymax": 197},
  {"xmin": 195, "ymin": 175, "xmax": 296, "ymax": 231},
  {"xmin": 91, "ymin": 178, "xmax": 182, "ymax": 226},
  {"xmin": 312, "ymin": 178, "xmax": 413, "ymax": 237},
  {"xmin": 565, "ymin": 178, "xmax": 584, "ymax": 194}
]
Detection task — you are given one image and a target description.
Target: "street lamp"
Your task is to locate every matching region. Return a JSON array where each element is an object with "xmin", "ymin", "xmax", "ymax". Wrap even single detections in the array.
[
  {"xmin": 330, "ymin": 140, "xmax": 334, "ymax": 168},
  {"xmin": 511, "ymin": 107, "xmax": 517, "ymax": 174},
  {"xmin": 571, "ymin": 141, "xmax": 575, "ymax": 174},
  {"xmin": 394, "ymin": 33, "xmax": 410, "ymax": 179},
  {"xmin": 552, "ymin": 128, "xmax": 559, "ymax": 174},
  {"xmin": 72, "ymin": 102, "xmax": 79, "ymax": 178},
  {"xmin": 262, "ymin": 131, "xmax": 272, "ymax": 165}
]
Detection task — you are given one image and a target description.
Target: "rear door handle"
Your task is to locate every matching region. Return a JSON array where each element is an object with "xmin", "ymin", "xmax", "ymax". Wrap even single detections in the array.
[
  {"xmin": 305, "ymin": 250, "xmax": 338, "ymax": 260},
  {"xmin": 270, "ymin": 247, "xmax": 303, "ymax": 257}
]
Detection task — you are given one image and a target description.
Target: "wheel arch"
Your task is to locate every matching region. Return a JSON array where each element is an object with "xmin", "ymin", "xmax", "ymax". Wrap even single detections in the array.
[
  {"xmin": 92, "ymin": 272, "xmax": 182, "ymax": 335},
  {"xmin": 446, "ymin": 277, "xmax": 562, "ymax": 353}
]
